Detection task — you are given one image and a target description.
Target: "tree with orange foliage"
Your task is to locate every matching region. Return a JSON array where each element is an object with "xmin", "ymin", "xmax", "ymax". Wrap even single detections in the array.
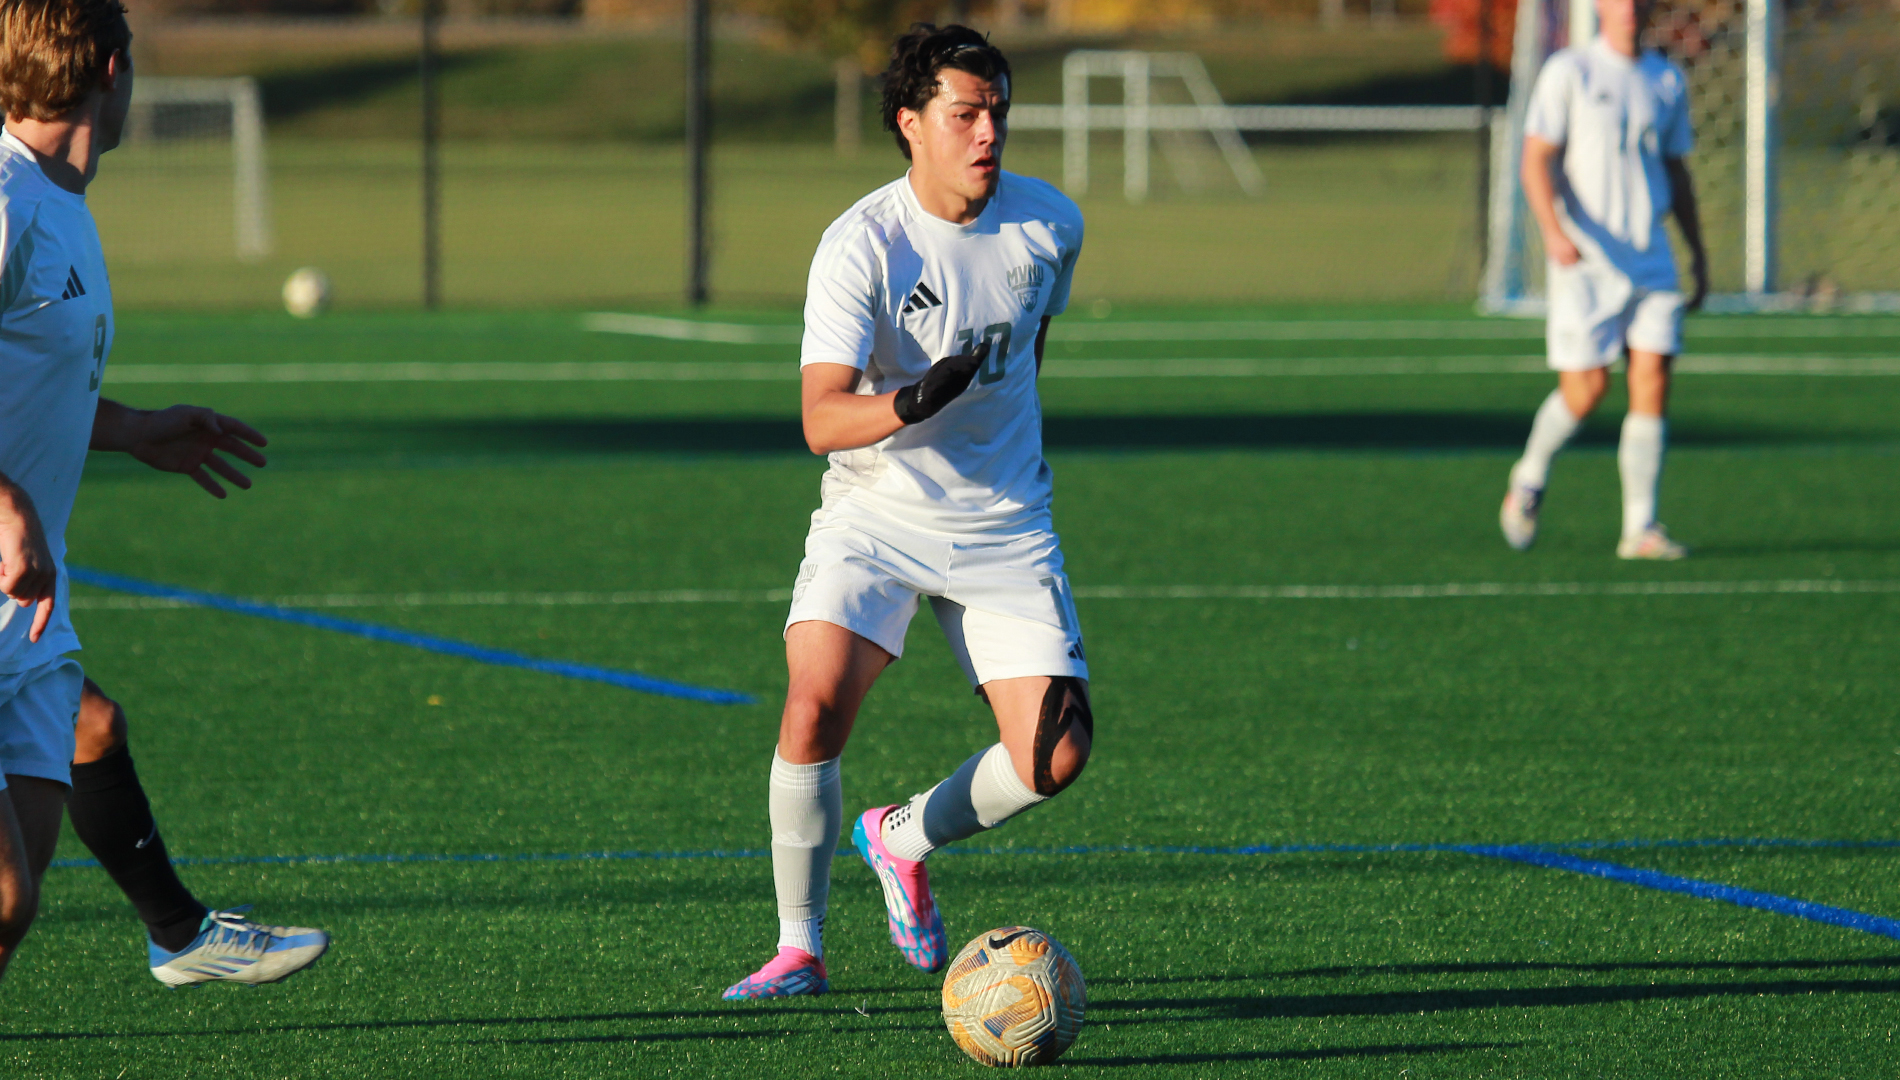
[{"xmin": 1430, "ymin": 0, "xmax": 1518, "ymax": 70}]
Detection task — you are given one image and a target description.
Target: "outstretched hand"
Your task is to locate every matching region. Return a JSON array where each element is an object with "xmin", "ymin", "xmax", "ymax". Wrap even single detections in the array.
[{"xmin": 127, "ymin": 406, "xmax": 269, "ymax": 498}]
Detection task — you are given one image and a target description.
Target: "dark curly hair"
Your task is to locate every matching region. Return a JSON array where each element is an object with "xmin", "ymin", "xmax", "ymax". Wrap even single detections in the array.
[{"xmin": 880, "ymin": 24, "xmax": 1011, "ymax": 160}]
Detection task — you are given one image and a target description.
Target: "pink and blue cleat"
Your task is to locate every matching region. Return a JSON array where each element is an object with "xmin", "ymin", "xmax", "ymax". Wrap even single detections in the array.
[
  {"xmin": 722, "ymin": 947, "xmax": 827, "ymax": 1000},
  {"xmin": 854, "ymin": 805, "xmax": 947, "ymax": 973}
]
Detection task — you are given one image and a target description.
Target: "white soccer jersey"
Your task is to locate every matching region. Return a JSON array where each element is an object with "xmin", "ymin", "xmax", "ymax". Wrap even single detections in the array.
[
  {"xmin": 1525, "ymin": 41, "xmax": 1694, "ymax": 289},
  {"xmin": 0, "ymin": 128, "xmax": 113, "ymax": 673},
  {"xmin": 800, "ymin": 171, "xmax": 1083, "ymax": 538}
]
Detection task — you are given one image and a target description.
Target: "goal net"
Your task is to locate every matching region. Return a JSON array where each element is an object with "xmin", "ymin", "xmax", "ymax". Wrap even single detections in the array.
[
  {"xmin": 88, "ymin": 77, "xmax": 273, "ymax": 268},
  {"xmin": 1483, "ymin": 0, "xmax": 1900, "ymax": 313}
]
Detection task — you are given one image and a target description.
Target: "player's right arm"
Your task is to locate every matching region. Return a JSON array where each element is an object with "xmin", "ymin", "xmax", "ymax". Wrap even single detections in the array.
[
  {"xmin": 801, "ymin": 364, "xmax": 903, "ymax": 454},
  {"xmin": 0, "ymin": 473, "xmax": 56, "ymax": 643},
  {"xmin": 1522, "ymin": 136, "xmax": 1580, "ymax": 267},
  {"xmin": 801, "ymin": 343, "xmax": 989, "ymax": 454},
  {"xmin": 799, "ymin": 207, "xmax": 987, "ymax": 455},
  {"xmin": 1521, "ymin": 54, "xmax": 1581, "ymax": 266}
]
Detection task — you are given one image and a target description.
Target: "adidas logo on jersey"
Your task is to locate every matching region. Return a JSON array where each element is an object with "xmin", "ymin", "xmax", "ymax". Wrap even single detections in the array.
[
  {"xmin": 59, "ymin": 267, "xmax": 86, "ymax": 301},
  {"xmin": 901, "ymin": 282, "xmax": 942, "ymax": 315}
]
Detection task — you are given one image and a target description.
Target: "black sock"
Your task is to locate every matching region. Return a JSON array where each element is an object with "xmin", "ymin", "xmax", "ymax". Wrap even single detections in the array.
[{"xmin": 68, "ymin": 750, "xmax": 209, "ymax": 953}]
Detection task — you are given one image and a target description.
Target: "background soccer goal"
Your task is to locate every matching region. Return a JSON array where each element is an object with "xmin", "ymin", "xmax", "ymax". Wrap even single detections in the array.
[
  {"xmin": 90, "ymin": 76, "xmax": 273, "ymax": 271},
  {"xmin": 1483, "ymin": 0, "xmax": 1900, "ymax": 313}
]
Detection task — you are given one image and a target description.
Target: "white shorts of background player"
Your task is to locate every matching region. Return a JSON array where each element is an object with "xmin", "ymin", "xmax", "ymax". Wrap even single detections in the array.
[
  {"xmin": 1546, "ymin": 259, "xmax": 1685, "ymax": 372},
  {"xmin": 0, "ymin": 658, "xmax": 82, "ymax": 790},
  {"xmin": 785, "ymin": 509, "xmax": 1087, "ymax": 687}
]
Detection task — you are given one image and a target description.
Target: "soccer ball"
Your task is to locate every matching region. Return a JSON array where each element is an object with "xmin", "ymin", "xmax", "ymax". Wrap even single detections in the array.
[
  {"xmin": 282, "ymin": 267, "xmax": 332, "ymax": 318},
  {"xmin": 941, "ymin": 926, "xmax": 1085, "ymax": 1067}
]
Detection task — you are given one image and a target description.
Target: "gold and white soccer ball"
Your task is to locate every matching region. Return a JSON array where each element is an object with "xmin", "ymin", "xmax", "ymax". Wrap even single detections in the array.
[
  {"xmin": 941, "ymin": 926, "xmax": 1086, "ymax": 1067},
  {"xmin": 282, "ymin": 267, "xmax": 332, "ymax": 318}
]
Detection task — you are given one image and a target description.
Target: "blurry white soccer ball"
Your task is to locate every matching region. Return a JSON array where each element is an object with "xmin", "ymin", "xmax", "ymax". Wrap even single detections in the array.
[
  {"xmin": 942, "ymin": 926, "xmax": 1086, "ymax": 1067},
  {"xmin": 282, "ymin": 267, "xmax": 332, "ymax": 318}
]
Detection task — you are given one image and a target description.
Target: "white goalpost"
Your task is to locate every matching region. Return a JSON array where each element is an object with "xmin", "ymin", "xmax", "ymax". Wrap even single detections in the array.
[
  {"xmin": 1009, "ymin": 51, "xmax": 1487, "ymax": 205},
  {"xmin": 99, "ymin": 76, "xmax": 273, "ymax": 264},
  {"xmin": 1484, "ymin": 0, "xmax": 1900, "ymax": 314}
]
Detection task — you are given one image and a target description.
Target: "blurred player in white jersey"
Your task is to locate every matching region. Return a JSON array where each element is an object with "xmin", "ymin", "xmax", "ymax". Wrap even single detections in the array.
[
  {"xmin": 1500, "ymin": 0, "xmax": 1709, "ymax": 559},
  {"xmin": 724, "ymin": 25, "xmax": 1091, "ymax": 1000},
  {"xmin": 0, "ymin": 0, "xmax": 326, "ymax": 985}
]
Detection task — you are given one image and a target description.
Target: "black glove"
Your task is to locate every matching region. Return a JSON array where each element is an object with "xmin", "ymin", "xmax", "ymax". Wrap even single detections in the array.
[{"xmin": 893, "ymin": 341, "xmax": 989, "ymax": 425}]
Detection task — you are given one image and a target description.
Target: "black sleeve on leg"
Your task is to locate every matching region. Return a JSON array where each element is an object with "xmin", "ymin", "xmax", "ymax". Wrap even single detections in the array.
[
  {"xmin": 68, "ymin": 750, "xmax": 209, "ymax": 953},
  {"xmin": 1031, "ymin": 677, "xmax": 1092, "ymax": 797}
]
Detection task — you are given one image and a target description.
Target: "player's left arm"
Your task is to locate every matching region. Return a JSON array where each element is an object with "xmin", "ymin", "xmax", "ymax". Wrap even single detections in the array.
[
  {"xmin": 1034, "ymin": 316, "xmax": 1051, "ymax": 375},
  {"xmin": 90, "ymin": 399, "xmax": 269, "ymax": 499},
  {"xmin": 1664, "ymin": 158, "xmax": 1708, "ymax": 312}
]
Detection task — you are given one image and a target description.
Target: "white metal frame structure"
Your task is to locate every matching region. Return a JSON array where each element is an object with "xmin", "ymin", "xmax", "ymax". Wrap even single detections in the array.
[
  {"xmin": 129, "ymin": 77, "xmax": 273, "ymax": 262},
  {"xmin": 1742, "ymin": 0, "xmax": 1778, "ymax": 294},
  {"xmin": 1008, "ymin": 51, "xmax": 1488, "ymax": 205},
  {"xmin": 1065, "ymin": 51, "xmax": 1262, "ymax": 203}
]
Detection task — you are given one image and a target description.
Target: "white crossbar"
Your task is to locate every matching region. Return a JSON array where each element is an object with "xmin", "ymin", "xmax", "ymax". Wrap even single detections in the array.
[{"xmin": 1011, "ymin": 104, "xmax": 1488, "ymax": 132}]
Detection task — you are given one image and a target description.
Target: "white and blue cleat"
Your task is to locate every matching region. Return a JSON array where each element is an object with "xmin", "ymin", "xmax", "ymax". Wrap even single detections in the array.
[
  {"xmin": 1500, "ymin": 483, "xmax": 1543, "ymax": 552},
  {"xmin": 149, "ymin": 906, "xmax": 330, "ymax": 987}
]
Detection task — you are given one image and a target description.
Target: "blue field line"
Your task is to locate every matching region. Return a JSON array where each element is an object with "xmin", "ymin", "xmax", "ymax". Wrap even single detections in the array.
[
  {"xmin": 68, "ymin": 567, "xmax": 755, "ymax": 706},
  {"xmin": 1463, "ymin": 845, "xmax": 1900, "ymax": 941}
]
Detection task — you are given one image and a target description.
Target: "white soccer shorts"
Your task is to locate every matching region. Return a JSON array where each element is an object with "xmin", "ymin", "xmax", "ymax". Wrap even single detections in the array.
[
  {"xmin": 1546, "ymin": 260, "xmax": 1685, "ymax": 371},
  {"xmin": 785, "ymin": 510, "xmax": 1088, "ymax": 687},
  {"xmin": 0, "ymin": 657, "xmax": 81, "ymax": 788}
]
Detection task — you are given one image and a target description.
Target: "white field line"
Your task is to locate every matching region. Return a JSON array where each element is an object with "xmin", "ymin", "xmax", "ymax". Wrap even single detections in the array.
[
  {"xmin": 67, "ymin": 579, "xmax": 1900, "ymax": 611},
  {"xmin": 100, "ymin": 354, "xmax": 1900, "ymax": 385},
  {"xmin": 582, "ymin": 312, "xmax": 803, "ymax": 344},
  {"xmin": 582, "ymin": 313, "xmax": 1900, "ymax": 344}
]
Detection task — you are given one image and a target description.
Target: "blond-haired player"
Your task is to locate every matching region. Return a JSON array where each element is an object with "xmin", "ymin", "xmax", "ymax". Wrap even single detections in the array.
[
  {"xmin": 0, "ymin": 0, "xmax": 325, "ymax": 985},
  {"xmin": 1500, "ymin": 0, "xmax": 1709, "ymax": 559}
]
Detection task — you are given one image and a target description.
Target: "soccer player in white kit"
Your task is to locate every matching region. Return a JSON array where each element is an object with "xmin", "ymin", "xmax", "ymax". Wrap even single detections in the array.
[
  {"xmin": 723, "ymin": 25, "xmax": 1092, "ymax": 1000},
  {"xmin": 1499, "ymin": 0, "xmax": 1709, "ymax": 559},
  {"xmin": 0, "ymin": 0, "xmax": 326, "ymax": 985}
]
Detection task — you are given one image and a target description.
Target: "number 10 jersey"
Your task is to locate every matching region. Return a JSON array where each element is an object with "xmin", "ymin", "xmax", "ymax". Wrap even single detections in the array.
[{"xmin": 799, "ymin": 171, "xmax": 1083, "ymax": 539}]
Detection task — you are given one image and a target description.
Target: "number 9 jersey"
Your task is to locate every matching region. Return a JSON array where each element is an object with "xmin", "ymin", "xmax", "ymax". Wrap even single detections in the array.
[
  {"xmin": 800, "ymin": 170, "xmax": 1083, "ymax": 539},
  {"xmin": 0, "ymin": 128, "xmax": 113, "ymax": 674}
]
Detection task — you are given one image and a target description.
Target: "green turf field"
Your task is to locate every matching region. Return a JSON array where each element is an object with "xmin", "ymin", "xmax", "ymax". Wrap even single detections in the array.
[{"xmin": 8, "ymin": 307, "xmax": 1899, "ymax": 1077}]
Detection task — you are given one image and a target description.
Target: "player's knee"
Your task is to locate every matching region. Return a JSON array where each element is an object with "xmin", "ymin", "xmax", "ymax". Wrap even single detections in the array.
[
  {"xmin": 0, "ymin": 875, "xmax": 39, "ymax": 949},
  {"xmin": 1032, "ymin": 677, "xmax": 1093, "ymax": 797},
  {"xmin": 72, "ymin": 682, "xmax": 127, "ymax": 764},
  {"xmin": 1563, "ymin": 377, "xmax": 1607, "ymax": 417},
  {"xmin": 779, "ymin": 688, "xmax": 853, "ymax": 761}
]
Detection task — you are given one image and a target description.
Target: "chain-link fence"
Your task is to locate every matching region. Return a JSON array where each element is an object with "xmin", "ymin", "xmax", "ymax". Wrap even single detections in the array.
[
  {"xmin": 1778, "ymin": 0, "xmax": 1900, "ymax": 300},
  {"xmin": 1660, "ymin": 0, "xmax": 1899, "ymax": 300}
]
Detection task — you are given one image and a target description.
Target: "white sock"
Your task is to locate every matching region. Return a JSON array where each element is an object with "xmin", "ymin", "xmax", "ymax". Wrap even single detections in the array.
[
  {"xmin": 1619, "ymin": 412, "xmax": 1666, "ymax": 538},
  {"xmin": 1511, "ymin": 389, "xmax": 1584, "ymax": 491},
  {"xmin": 881, "ymin": 744, "xmax": 1048, "ymax": 862},
  {"xmin": 778, "ymin": 916, "xmax": 823, "ymax": 959},
  {"xmin": 769, "ymin": 751, "xmax": 841, "ymax": 959}
]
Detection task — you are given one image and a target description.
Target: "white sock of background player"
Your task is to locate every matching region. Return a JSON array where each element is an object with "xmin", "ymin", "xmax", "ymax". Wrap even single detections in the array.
[
  {"xmin": 1511, "ymin": 388, "xmax": 1585, "ymax": 492},
  {"xmin": 1619, "ymin": 412, "xmax": 1667, "ymax": 538},
  {"xmin": 769, "ymin": 751, "xmax": 840, "ymax": 959},
  {"xmin": 880, "ymin": 744, "xmax": 1047, "ymax": 862}
]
